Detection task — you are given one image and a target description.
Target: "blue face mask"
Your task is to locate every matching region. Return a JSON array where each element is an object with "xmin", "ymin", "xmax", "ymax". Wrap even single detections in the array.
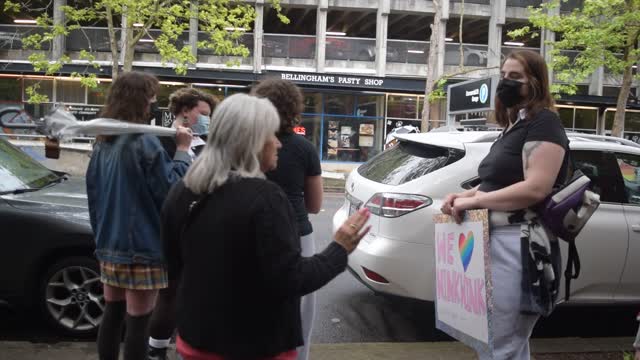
[{"xmin": 191, "ymin": 114, "xmax": 210, "ymax": 136}]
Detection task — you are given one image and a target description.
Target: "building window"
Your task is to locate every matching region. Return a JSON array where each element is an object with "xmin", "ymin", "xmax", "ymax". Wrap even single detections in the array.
[
  {"xmin": 56, "ymin": 80, "xmax": 86, "ymax": 104},
  {"xmin": 300, "ymin": 115, "xmax": 321, "ymax": 150},
  {"xmin": 0, "ymin": 78, "xmax": 22, "ymax": 102},
  {"xmin": 303, "ymin": 92, "xmax": 323, "ymax": 114},
  {"xmin": 88, "ymin": 82, "xmax": 111, "ymax": 105},
  {"xmin": 323, "ymin": 116, "xmax": 383, "ymax": 162},
  {"xmin": 156, "ymin": 84, "xmax": 184, "ymax": 108},
  {"xmin": 356, "ymin": 95, "xmax": 384, "ymax": 117},
  {"xmin": 558, "ymin": 107, "xmax": 574, "ymax": 129},
  {"xmin": 574, "ymin": 108, "xmax": 597, "ymax": 132},
  {"xmin": 387, "ymin": 95, "xmax": 418, "ymax": 119},
  {"xmin": 325, "ymin": 93, "xmax": 355, "ymax": 115}
]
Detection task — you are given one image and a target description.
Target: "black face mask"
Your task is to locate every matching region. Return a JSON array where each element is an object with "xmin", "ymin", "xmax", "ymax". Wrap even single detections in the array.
[{"xmin": 496, "ymin": 79, "xmax": 525, "ymax": 108}]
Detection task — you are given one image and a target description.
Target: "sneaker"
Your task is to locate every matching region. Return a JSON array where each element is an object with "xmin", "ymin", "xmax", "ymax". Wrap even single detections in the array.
[{"xmin": 148, "ymin": 346, "xmax": 168, "ymax": 360}]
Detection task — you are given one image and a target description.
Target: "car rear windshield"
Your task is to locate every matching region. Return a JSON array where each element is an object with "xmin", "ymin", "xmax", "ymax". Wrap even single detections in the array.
[{"xmin": 357, "ymin": 141, "xmax": 464, "ymax": 185}]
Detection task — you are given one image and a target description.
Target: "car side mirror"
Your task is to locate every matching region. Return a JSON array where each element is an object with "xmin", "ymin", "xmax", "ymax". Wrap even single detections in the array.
[{"xmin": 45, "ymin": 137, "xmax": 60, "ymax": 159}]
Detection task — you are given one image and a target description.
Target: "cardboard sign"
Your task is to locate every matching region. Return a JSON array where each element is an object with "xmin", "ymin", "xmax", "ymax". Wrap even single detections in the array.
[{"xmin": 433, "ymin": 209, "xmax": 492, "ymax": 355}]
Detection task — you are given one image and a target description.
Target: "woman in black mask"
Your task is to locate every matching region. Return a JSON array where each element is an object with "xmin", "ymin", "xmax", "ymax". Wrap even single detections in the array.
[{"xmin": 441, "ymin": 50, "xmax": 568, "ymax": 359}]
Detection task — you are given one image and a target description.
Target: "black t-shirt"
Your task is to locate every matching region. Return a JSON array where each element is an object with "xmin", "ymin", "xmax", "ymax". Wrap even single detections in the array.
[
  {"xmin": 266, "ymin": 133, "xmax": 322, "ymax": 236},
  {"xmin": 478, "ymin": 109, "xmax": 569, "ymax": 194}
]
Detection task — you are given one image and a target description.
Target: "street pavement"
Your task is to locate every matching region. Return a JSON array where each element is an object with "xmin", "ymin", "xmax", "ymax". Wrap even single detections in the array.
[
  {"xmin": 0, "ymin": 191, "xmax": 638, "ymax": 359},
  {"xmin": 0, "ymin": 337, "xmax": 635, "ymax": 359}
]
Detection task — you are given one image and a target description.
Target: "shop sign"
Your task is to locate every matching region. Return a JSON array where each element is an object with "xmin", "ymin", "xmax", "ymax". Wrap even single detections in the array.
[
  {"xmin": 279, "ymin": 73, "xmax": 385, "ymax": 89},
  {"xmin": 448, "ymin": 77, "xmax": 497, "ymax": 115},
  {"xmin": 66, "ymin": 105, "xmax": 102, "ymax": 121}
]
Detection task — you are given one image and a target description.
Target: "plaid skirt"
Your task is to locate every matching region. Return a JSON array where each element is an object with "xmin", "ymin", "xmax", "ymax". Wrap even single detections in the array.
[{"xmin": 99, "ymin": 261, "xmax": 168, "ymax": 290}]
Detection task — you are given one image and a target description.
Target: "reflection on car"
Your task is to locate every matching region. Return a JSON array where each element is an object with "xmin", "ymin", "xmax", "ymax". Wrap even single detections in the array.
[{"xmin": 0, "ymin": 137, "xmax": 102, "ymax": 337}]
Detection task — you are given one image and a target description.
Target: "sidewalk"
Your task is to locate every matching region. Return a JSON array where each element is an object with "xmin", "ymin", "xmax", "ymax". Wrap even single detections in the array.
[{"xmin": 1, "ymin": 337, "xmax": 634, "ymax": 360}]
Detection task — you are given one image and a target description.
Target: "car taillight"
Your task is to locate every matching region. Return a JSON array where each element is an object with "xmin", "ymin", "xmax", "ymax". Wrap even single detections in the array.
[
  {"xmin": 364, "ymin": 192, "xmax": 432, "ymax": 218},
  {"xmin": 362, "ymin": 266, "xmax": 389, "ymax": 283}
]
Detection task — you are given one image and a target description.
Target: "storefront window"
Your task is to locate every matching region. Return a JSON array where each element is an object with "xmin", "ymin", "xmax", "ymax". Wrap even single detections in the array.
[
  {"xmin": 624, "ymin": 111, "xmax": 640, "ymax": 132},
  {"xmin": 323, "ymin": 116, "xmax": 383, "ymax": 162},
  {"xmin": 226, "ymin": 87, "xmax": 250, "ymax": 97},
  {"xmin": 56, "ymin": 80, "xmax": 86, "ymax": 104},
  {"xmin": 303, "ymin": 92, "xmax": 323, "ymax": 114},
  {"xmin": 193, "ymin": 86, "xmax": 225, "ymax": 100},
  {"xmin": 574, "ymin": 108, "xmax": 597, "ymax": 130},
  {"xmin": 387, "ymin": 95, "xmax": 418, "ymax": 119},
  {"xmin": 299, "ymin": 115, "xmax": 321, "ymax": 150},
  {"xmin": 0, "ymin": 78, "xmax": 22, "ymax": 102},
  {"xmin": 88, "ymin": 82, "xmax": 111, "ymax": 105},
  {"xmin": 356, "ymin": 95, "xmax": 384, "ymax": 117},
  {"xmin": 558, "ymin": 107, "xmax": 574, "ymax": 129},
  {"xmin": 325, "ymin": 94, "xmax": 355, "ymax": 115},
  {"xmin": 157, "ymin": 84, "xmax": 184, "ymax": 108},
  {"xmin": 605, "ymin": 110, "xmax": 615, "ymax": 131},
  {"xmin": 23, "ymin": 79, "xmax": 54, "ymax": 102}
]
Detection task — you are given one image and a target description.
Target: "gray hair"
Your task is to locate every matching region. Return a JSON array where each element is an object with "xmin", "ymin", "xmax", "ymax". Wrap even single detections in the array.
[{"xmin": 183, "ymin": 93, "xmax": 280, "ymax": 194}]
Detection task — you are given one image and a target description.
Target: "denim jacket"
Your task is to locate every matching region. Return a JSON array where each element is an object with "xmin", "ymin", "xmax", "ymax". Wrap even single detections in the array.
[{"xmin": 87, "ymin": 134, "xmax": 191, "ymax": 265}]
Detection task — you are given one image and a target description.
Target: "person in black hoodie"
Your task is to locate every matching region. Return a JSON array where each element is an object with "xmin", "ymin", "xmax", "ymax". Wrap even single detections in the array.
[{"xmin": 162, "ymin": 93, "xmax": 371, "ymax": 360}]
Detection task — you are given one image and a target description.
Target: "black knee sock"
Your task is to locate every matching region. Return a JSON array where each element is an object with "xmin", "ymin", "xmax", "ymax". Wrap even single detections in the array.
[
  {"xmin": 124, "ymin": 312, "xmax": 152, "ymax": 360},
  {"xmin": 149, "ymin": 286, "xmax": 177, "ymax": 341},
  {"xmin": 97, "ymin": 300, "xmax": 126, "ymax": 360}
]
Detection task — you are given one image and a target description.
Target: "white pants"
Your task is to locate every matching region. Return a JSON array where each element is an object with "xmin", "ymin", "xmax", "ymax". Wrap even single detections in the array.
[
  {"xmin": 478, "ymin": 225, "xmax": 540, "ymax": 360},
  {"xmin": 297, "ymin": 233, "xmax": 317, "ymax": 360}
]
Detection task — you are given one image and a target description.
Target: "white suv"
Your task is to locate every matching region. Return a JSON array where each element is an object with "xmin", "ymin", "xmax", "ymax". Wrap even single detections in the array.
[{"xmin": 333, "ymin": 130, "xmax": 640, "ymax": 305}]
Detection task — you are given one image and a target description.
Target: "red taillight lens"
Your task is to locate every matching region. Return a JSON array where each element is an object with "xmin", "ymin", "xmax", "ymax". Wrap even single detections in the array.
[
  {"xmin": 364, "ymin": 193, "xmax": 432, "ymax": 218},
  {"xmin": 362, "ymin": 266, "xmax": 389, "ymax": 283}
]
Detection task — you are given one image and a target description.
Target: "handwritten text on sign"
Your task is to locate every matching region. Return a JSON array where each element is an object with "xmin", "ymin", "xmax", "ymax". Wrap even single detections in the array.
[{"xmin": 434, "ymin": 218, "xmax": 489, "ymax": 344}]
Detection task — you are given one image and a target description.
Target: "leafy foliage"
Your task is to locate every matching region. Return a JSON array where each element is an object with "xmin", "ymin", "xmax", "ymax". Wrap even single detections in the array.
[
  {"xmin": 509, "ymin": 0, "xmax": 640, "ymax": 95},
  {"xmin": 5, "ymin": 0, "xmax": 287, "ymax": 102}
]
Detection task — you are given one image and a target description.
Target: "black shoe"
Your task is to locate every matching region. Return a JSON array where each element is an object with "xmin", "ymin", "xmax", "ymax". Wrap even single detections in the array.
[{"xmin": 148, "ymin": 346, "xmax": 168, "ymax": 360}]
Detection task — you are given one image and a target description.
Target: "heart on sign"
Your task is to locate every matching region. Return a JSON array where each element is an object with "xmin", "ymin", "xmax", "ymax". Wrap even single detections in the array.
[{"xmin": 458, "ymin": 231, "xmax": 475, "ymax": 272}]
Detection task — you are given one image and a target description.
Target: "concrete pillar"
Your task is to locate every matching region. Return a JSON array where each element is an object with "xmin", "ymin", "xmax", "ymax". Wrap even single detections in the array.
[
  {"xmin": 316, "ymin": 0, "xmax": 328, "ymax": 73},
  {"xmin": 540, "ymin": 5, "xmax": 559, "ymax": 85},
  {"xmin": 253, "ymin": 0, "xmax": 264, "ymax": 73},
  {"xmin": 589, "ymin": 66, "xmax": 604, "ymax": 96},
  {"xmin": 189, "ymin": 0, "xmax": 199, "ymax": 64},
  {"xmin": 375, "ymin": 0, "xmax": 390, "ymax": 76},
  {"xmin": 487, "ymin": 0, "xmax": 505, "ymax": 71},
  {"xmin": 52, "ymin": 0, "xmax": 66, "ymax": 60}
]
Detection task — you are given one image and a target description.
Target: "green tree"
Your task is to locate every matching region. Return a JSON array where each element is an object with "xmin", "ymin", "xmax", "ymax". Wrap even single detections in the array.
[
  {"xmin": 4, "ymin": 0, "xmax": 288, "ymax": 102},
  {"xmin": 510, "ymin": 0, "xmax": 640, "ymax": 137}
]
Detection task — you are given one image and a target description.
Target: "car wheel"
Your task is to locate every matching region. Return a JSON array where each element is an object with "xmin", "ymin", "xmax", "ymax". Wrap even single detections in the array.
[{"xmin": 40, "ymin": 256, "xmax": 104, "ymax": 337}]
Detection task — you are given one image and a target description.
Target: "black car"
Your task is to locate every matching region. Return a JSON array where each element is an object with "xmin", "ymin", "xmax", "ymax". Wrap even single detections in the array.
[{"xmin": 0, "ymin": 137, "xmax": 103, "ymax": 337}]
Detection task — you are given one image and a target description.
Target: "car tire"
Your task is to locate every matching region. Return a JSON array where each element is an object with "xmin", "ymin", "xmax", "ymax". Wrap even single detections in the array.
[{"xmin": 39, "ymin": 256, "xmax": 104, "ymax": 338}]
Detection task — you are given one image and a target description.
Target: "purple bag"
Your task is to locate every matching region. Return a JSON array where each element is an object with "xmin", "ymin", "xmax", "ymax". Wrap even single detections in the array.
[
  {"xmin": 538, "ymin": 168, "xmax": 601, "ymax": 301},
  {"xmin": 539, "ymin": 169, "xmax": 600, "ymax": 241}
]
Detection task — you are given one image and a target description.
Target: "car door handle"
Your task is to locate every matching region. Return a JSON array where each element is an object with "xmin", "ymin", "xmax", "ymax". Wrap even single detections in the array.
[{"xmin": 632, "ymin": 225, "xmax": 640, "ymax": 233}]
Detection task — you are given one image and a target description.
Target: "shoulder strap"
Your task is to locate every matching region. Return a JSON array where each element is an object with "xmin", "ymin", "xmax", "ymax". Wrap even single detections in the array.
[{"xmin": 564, "ymin": 239, "xmax": 581, "ymax": 302}]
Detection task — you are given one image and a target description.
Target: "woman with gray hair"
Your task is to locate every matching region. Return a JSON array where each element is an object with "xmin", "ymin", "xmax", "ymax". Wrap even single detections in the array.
[{"xmin": 161, "ymin": 93, "xmax": 371, "ymax": 360}]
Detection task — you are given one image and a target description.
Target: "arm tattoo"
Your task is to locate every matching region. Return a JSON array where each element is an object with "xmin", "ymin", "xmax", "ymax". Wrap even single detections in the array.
[{"xmin": 522, "ymin": 141, "xmax": 543, "ymax": 171}]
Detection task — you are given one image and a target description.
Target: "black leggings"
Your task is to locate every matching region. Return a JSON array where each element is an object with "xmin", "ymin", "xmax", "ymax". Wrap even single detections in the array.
[{"xmin": 148, "ymin": 278, "xmax": 178, "ymax": 341}]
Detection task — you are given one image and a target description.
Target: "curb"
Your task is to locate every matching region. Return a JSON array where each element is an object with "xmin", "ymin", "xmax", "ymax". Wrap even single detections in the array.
[{"xmin": 0, "ymin": 338, "xmax": 634, "ymax": 360}]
